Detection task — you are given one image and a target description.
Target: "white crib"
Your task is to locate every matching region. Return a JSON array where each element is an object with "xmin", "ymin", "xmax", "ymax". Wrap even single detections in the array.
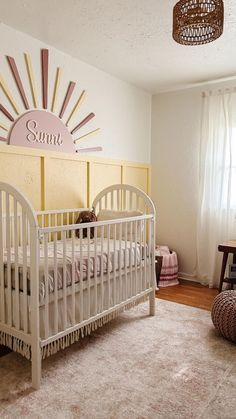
[{"xmin": 0, "ymin": 182, "xmax": 156, "ymax": 389}]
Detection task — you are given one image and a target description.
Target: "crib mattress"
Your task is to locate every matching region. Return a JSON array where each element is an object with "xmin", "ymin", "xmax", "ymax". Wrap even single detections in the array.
[{"xmin": 3, "ymin": 238, "xmax": 143, "ymax": 303}]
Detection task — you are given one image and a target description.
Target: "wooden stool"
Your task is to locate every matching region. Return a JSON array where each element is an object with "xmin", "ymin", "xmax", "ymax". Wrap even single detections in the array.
[{"xmin": 218, "ymin": 241, "xmax": 236, "ymax": 293}]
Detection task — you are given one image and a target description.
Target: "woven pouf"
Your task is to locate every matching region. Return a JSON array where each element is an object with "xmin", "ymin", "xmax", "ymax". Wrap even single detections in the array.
[{"xmin": 211, "ymin": 291, "xmax": 236, "ymax": 343}]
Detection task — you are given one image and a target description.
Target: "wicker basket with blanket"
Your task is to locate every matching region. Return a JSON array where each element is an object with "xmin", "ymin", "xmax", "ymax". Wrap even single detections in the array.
[{"xmin": 155, "ymin": 246, "xmax": 179, "ymax": 288}]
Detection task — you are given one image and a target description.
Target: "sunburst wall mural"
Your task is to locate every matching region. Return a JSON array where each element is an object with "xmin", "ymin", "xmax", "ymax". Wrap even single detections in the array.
[{"xmin": 0, "ymin": 49, "xmax": 101, "ymax": 154}]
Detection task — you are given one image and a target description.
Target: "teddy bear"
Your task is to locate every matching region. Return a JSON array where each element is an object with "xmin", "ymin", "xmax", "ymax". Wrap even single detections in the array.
[{"xmin": 75, "ymin": 210, "xmax": 97, "ymax": 239}]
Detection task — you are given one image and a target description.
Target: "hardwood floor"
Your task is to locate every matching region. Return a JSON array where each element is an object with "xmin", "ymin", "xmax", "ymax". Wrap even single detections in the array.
[{"xmin": 156, "ymin": 280, "xmax": 218, "ymax": 311}]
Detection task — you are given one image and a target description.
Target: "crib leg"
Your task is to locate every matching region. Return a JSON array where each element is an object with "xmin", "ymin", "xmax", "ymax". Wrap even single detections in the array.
[
  {"xmin": 149, "ymin": 289, "xmax": 156, "ymax": 316},
  {"xmin": 31, "ymin": 343, "xmax": 41, "ymax": 390}
]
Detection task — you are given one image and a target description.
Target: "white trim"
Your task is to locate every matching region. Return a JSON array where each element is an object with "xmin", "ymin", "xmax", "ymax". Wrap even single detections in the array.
[
  {"xmin": 156, "ymin": 75, "xmax": 236, "ymax": 95},
  {"xmin": 178, "ymin": 272, "xmax": 199, "ymax": 283}
]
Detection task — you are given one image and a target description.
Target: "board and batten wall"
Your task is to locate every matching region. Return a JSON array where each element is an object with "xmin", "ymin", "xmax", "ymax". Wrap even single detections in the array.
[
  {"xmin": 0, "ymin": 144, "xmax": 150, "ymax": 211},
  {"xmin": 151, "ymin": 79, "xmax": 236, "ymax": 281}
]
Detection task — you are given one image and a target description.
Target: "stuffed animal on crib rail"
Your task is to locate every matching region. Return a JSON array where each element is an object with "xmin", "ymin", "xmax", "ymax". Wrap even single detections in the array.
[{"xmin": 75, "ymin": 210, "xmax": 97, "ymax": 239}]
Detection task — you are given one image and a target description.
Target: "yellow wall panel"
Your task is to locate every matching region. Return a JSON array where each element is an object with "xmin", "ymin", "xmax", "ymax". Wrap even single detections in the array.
[
  {"xmin": 45, "ymin": 157, "xmax": 88, "ymax": 209},
  {"xmin": 123, "ymin": 166, "xmax": 149, "ymax": 193},
  {"xmin": 90, "ymin": 162, "xmax": 122, "ymax": 204},
  {"xmin": 0, "ymin": 145, "xmax": 150, "ymax": 212},
  {"xmin": 0, "ymin": 152, "xmax": 41, "ymax": 210}
]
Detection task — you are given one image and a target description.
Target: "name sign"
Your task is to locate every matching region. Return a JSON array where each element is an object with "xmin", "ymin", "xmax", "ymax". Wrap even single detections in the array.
[{"xmin": 9, "ymin": 110, "xmax": 75, "ymax": 153}]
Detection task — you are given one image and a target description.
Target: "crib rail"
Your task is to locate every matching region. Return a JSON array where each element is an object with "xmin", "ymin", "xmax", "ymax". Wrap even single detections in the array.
[
  {"xmin": 36, "ymin": 208, "xmax": 90, "ymax": 241},
  {"xmin": 36, "ymin": 208, "xmax": 90, "ymax": 227}
]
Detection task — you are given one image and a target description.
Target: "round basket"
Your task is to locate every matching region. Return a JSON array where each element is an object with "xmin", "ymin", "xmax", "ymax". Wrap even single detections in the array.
[{"xmin": 211, "ymin": 291, "xmax": 236, "ymax": 343}]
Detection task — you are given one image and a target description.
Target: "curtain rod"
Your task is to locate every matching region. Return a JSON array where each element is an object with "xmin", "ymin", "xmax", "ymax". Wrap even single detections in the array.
[{"xmin": 202, "ymin": 87, "xmax": 236, "ymax": 98}]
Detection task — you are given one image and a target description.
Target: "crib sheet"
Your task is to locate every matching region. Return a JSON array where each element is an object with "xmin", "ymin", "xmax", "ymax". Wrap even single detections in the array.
[{"xmin": 3, "ymin": 238, "xmax": 143, "ymax": 303}]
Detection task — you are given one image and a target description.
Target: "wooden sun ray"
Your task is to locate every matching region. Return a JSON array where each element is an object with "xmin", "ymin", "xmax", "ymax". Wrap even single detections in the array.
[
  {"xmin": 24, "ymin": 53, "xmax": 38, "ymax": 108},
  {"xmin": 0, "ymin": 74, "xmax": 20, "ymax": 115},
  {"xmin": 51, "ymin": 67, "xmax": 62, "ymax": 112},
  {"xmin": 59, "ymin": 81, "xmax": 76, "ymax": 119},
  {"xmin": 41, "ymin": 49, "xmax": 49, "ymax": 109},
  {"xmin": 0, "ymin": 123, "xmax": 9, "ymax": 132},
  {"xmin": 0, "ymin": 104, "xmax": 14, "ymax": 122},
  {"xmin": 71, "ymin": 112, "xmax": 95, "ymax": 135},
  {"xmin": 66, "ymin": 90, "xmax": 86, "ymax": 126},
  {"xmin": 6, "ymin": 56, "xmax": 29, "ymax": 110},
  {"xmin": 74, "ymin": 128, "xmax": 101, "ymax": 143}
]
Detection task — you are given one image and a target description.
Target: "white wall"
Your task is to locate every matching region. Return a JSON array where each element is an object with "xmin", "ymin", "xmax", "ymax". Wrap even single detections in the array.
[
  {"xmin": 151, "ymin": 80, "xmax": 236, "ymax": 280},
  {"xmin": 0, "ymin": 24, "xmax": 151, "ymax": 163}
]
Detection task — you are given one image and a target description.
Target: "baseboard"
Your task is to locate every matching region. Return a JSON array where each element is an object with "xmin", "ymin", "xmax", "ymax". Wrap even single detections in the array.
[{"xmin": 178, "ymin": 272, "xmax": 199, "ymax": 283}]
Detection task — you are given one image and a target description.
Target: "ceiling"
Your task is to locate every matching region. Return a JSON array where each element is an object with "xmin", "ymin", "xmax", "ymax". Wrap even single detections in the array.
[{"xmin": 0, "ymin": 0, "xmax": 235, "ymax": 93}]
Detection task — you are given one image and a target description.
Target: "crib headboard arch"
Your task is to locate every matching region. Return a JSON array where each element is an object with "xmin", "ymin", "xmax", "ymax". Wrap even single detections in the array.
[
  {"xmin": 92, "ymin": 184, "xmax": 155, "ymax": 215},
  {"xmin": 0, "ymin": 182, "xmax": 38, "ymax": 228}
]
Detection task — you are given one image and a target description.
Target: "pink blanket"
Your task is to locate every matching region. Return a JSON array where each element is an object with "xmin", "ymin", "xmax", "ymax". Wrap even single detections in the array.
[{"xmin": 156, "ymin": 246, "xmax": 179, "ymax": 287}]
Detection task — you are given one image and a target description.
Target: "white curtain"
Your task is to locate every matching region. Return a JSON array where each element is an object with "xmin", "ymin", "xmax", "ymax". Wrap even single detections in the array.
[{"xmin": 197, "ymin": 89, "xmax": 236, "ymax": 288}]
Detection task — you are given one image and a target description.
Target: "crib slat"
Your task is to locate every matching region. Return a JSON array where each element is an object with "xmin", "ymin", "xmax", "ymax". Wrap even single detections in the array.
[
  {"xmin": 14, "ymin": 198, "xmax": 20, "ymax": 330},
  {"xmin": 62, "ymin": 230, "xmax": 67, "ymax": 330},
  {"xmin": 87, "ymin": 227, "xmax": 91, "ymax": 318},
  {"xmin": 148, "ymin": 219, "xmax": 152, "ymax": 288},
  {"xmin": 44, "ymin": 233, "xmax": 49, "ymax": 339},
  {"xmin": 134, "ymin": 220, "xmax": 138, "ymax": 295},
  {"xmin": 79, "ymin": 228, "xmax": 83, "ymax": 322},
  {"xmin": 139, "ymin": 221, "xmax": 142, "ymax": 293},
  {"xmin": 124, "ymin": 222, "xmax": 128, "ymax": 300},
  {"xmin": 107, "ymin": 224, "xmax": 111, "ymax": 307},
  {"xmin": 71, "ymin": 229, "xmax": 76, "ymax": 325},
  {"xmin": 119, "ymin": 222, "xmax": 122, "ymax": 303},
  {"xmin": 129, "ymin": 220, "xmax": 132, "ymax": 298},
  {"xmin": 48, "ymin": 214, "xmax": 51, "ymax": 242},
  {"xmin": 117, "ymin": 189, "xmax": 120, "ymax": 210},
  {"xmin": 22, "ymin": 210, "xmax": 28, "ymax": 333},
  {"xmin": 144, "ymin": 218, "xmax": 147, "ymax": 290},
  {"xmin": 27, "ymin": 220, "xmax": 30, "ymax": 247},
  {"xmin": 113, "ymin": 224, "xmax": 117, "ymax": 305},
  {"xmin": 123, "ymin": 190, "xmax": 126, "ymax": 211},
  {"xmin": 94, "ymin": 226, "xmax": 98, "ymax": 314},
  {"xmin": 6, "ymin": 193, "xmax": 12, "ymax": 327},
  {"xmin": 101, "ymin": 225, "xmax": 104, "ymax": 311},
  {"xmin": 135, "ymin": 194, "xmax": 138, "ymax": 211},
  {"xmin": 142, "ymin": 220, "xmax": 145, "ymax": 290},
  {"xmin": 137, "ymin": 195, "xmax": 140, "ymax": 211},
  {"xmin": 129, "ymin": 192, "xmax": 133, "ymax": 211},
  {"xmin": 105, "ymin": 194, "xmax": 108, "ymax": 210},
  {"xmin": 111, "ymin": 191, "xmax": 114, "ymax": 210},
  {"xmin": 56, "ymin": 214, "xmax": 60, "ymax": 242},
  {"xmin": 53, "ymin": 233, "xmax": 59, "ymax": 335},
  {"xmin": 0, "ymin": 191, "xmax": 5, "ymax": 324},
  {"xmin": 66, "ymin": 213, "xmax": 69, "ymax": 238}
]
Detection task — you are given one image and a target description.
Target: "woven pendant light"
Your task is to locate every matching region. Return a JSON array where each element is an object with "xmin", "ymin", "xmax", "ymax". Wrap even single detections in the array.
[{"xmin": 173, "ymin": 0, "xmax": 224, "ymax": 46}]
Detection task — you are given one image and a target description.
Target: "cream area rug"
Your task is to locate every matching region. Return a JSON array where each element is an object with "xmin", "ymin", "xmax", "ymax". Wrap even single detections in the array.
[{"xmin": 0, "ymin": 299, "xmax": 236, "ymax": 419}]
